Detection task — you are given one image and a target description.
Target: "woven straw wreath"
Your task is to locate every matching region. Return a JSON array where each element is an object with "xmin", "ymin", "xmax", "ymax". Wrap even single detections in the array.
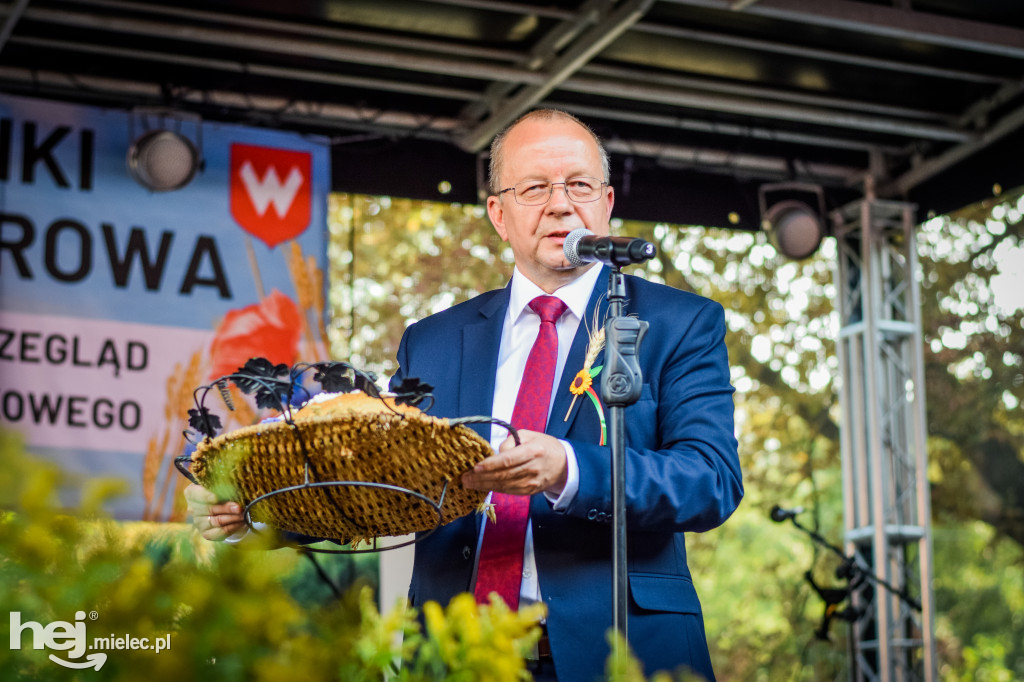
[{"xmin": 190, "ymin": 391, "xmax": 492, "ymax": 544}]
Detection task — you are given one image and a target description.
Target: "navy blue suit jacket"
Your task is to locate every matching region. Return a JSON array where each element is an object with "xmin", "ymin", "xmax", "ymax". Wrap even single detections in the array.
[{"xmin": 390, "ymin": 268, "xmax": 743, "ymax": 682}]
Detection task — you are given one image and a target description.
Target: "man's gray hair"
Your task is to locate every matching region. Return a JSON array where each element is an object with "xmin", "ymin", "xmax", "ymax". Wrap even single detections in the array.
[{"xmin": 488, "ymin": 109, "xmax": 610, "ymax": 196}]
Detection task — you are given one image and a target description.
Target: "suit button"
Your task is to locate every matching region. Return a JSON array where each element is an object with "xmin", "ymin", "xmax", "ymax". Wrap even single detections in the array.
[
  {"xmin": 462, "ymin": 546, "xmax": 471, "ymax": 560},
  {"xmin": 587, "ymin": 509, "xmax": 598, "ymax": 520}
]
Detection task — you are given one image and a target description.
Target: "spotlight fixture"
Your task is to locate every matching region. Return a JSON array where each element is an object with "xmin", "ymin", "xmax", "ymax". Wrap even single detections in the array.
[
  {"xmin": 758, "ymin": 182, "xmax": 828, "ymax": 260},
  {"xmin": 126, "ymin": 109, "xmax": 203, "ymax": 192},
  {"xmin": 127, "ymin": 130, "xmax": 199, "ymax": 192}
]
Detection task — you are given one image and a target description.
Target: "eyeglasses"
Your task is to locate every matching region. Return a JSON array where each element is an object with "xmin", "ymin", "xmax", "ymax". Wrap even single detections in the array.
[{"xmin": 498, "ymin": 176, "xmax": 607, "ymax": 206}]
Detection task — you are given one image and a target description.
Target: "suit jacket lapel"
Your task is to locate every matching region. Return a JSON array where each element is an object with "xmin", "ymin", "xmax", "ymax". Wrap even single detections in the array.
[
  {"xmin": 458, "ymin": 285, "xmax": 508, "ymax": 433},
  {"xmin": 547, "ymin": 269, "xmax": 610, "ymax": 439},
  {"xmin": 457, "ymin": 287, "xmax": 507, "ymax": 536}
]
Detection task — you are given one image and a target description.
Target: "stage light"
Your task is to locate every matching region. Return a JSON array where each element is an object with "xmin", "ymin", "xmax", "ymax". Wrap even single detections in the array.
[
  {"xmin": 126, "ymin": 109, "xmax": 203, "ymax": 192},
  {"xmin": 127, "ymin": 129, "xmax": 200, "ymax": 192},
  {"xmin": 758, "ymin": 182, "xmax": 827, "ymax": 260}
]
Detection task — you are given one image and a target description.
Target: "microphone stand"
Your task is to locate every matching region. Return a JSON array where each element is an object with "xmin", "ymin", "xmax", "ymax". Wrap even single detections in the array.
[
  {"xmin": 774, "ymin": 508, "xmax": 921, "ymax": 615},
  {"xmin": 602, "ymin": 267, "xmax": 649, "ymax": 647}
]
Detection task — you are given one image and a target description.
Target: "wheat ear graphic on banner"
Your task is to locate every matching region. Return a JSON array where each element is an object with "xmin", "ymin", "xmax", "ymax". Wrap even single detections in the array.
[{"xmin": 564, "ymin": 308, "xmax": 607, "ymax": 445}]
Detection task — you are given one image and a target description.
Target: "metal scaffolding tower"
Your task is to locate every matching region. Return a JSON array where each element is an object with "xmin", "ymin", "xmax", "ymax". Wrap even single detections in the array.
[{"xmin": 832, "ymin": 198, "xmax": 938, "ymax": 682}]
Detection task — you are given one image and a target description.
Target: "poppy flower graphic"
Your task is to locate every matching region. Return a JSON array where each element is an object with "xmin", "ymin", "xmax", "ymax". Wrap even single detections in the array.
[{"xmin": 207, "ymin": 289, "xmax": 302, "ymax": 381}]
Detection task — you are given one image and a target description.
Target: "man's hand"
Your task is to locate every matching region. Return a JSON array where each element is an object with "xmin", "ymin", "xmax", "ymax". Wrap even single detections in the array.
[
  {"xmin": 184, "ymin": 483, "xmax": 246, "ymax": 541},
  {"xmin": 461, "ymin": 430, "xmax": 568, "ymax": 496}
]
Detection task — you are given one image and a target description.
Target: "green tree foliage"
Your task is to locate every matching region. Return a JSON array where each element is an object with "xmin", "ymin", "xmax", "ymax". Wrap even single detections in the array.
[
  {"xmin": 916, "ymin": 191, "xmax": 1024, "ymax": 680},
  {"xmin": 327, "ymin": 189, "xmax": 1023, "ymax": 679},
  {"xmin": 327, "ymin": 194, "xmax": 511, "ymax": 374},
  {"xmin": 916, "ymin": 195, "xmax": 1024, "ymax": 547}
]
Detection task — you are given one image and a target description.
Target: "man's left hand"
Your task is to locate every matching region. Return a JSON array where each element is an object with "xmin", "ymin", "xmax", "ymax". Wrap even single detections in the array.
[{"xmin": 461, "ymin": 429, "xmax": 568, "ymax": 496}]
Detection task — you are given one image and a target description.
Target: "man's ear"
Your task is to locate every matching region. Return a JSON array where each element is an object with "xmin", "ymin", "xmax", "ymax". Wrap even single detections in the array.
[
  {"xmin": 487, "ymin": 195, "xmax": 509, "ymax": 242},
  {"xmin": 605, "ymin": 185, "xmax": 615, "ymax": 221}
]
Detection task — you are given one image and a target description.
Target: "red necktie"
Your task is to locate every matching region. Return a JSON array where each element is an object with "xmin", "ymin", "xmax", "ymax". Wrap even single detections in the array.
[{"xmin": 474, "ymin": 295, "xmax": 567, "ymax": 610}]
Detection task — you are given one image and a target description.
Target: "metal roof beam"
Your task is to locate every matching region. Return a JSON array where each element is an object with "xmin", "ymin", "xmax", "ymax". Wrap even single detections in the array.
[
  {"xmin": 0, "ymin": 66, "xmax": 462, "ymax": 139},
  {"xmin": 883, "ymin": 103, "xmax": 1024, "ymax": 197},
  {"xmin": 581, "ymin": 62, "xmax": 953, "ymax": 122},
  {"xmin": 16, "ymin": 2, "xmax": 987, "ymax": 144},
  {"xmin": 9, "ymin": 35, "xmax": 483, "ymax": 103},
  {"xmin": 632, "ymin": 21, "xmax": 1008, "ymax": 85},
  {"xmin": 0, "ymin": 0, "xmax": 31, "ymax": 56},
  {"xmin": 0, "ymin": 65, "xmax": 861, "ymax": 185},
  {"xmin": 458, "ymin": 0, "xmax": 613, "ymax": 125},
  {"xmin": 604, "ymin": 138, "xmax": 858, "ymax": 184},
  {"xmin": 560, "ymin": 75, "xmax": 972, "ymax": 142},
  {"xmin": 664, "ymin": 0, "xmax": 1024, "ymax": 59},
  {"xmin": 957, "ymin": 79, "xmax": 1024, "ymax": 129},
  {"xmin": 416, "ymin": 0, "xmax": 573, "ymax": 21},
  {"xmin": 19, "ymin": 7, "xmax": 548, "ymax": 85},
  {"xmin": 42, "ymin": 2, "xmax": 966, "ymax": 124},
  {"xmin": 58, "ymin": 0, "xmax": 523, "ymax": 63},
  {"xmin": 456, "ymin": 0, "xmax": 656, "ymax": 152},
  {"xmin": 410, "ymin": 0, "xmax": 1010, "ymax": 83},
  {"xmin": 59, "ymin": 0, "xmax": 1013, "ymax": 85},
  {"xmin": 551, "ymin": 100, "xmax": 901, "ymax": 154},
  {"xmin": 6, "ymin": 34, "xmax": 906, "ymax": 156},
  {"xmin": 0, "ymin": 32, "xmax": 906, "ymax": 156},
  {"xmin": 14, "ymin": 5, "xmax": 973, "ymax": 144}
]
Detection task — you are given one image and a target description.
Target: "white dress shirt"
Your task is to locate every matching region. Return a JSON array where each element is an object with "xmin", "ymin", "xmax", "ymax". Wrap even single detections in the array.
[{"xmin": 472, "ymin": 262, "xmax": 601, "ymax": 606}]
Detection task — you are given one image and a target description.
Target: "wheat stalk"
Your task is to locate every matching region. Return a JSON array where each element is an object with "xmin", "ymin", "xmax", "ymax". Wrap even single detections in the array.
[
  {"xmin": 288, "ymin": 241, "xmax": 312, "ymax": 311},
  {"xmin": 564, "ymin": 308, "xmax": 607, "ymax": 421},
  {"xmin": 583, "ymin": 326, "xmax": 605, "ymax": 373},
  {"xmin": 151, "ymin": 349, "xmax": 203, "ymax": 521}
]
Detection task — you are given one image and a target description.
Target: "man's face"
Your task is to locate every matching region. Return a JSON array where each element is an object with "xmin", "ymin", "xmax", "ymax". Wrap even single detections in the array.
[{"xmin": 486, "ymin": 117, "xmax": 614, "ymax": 293}]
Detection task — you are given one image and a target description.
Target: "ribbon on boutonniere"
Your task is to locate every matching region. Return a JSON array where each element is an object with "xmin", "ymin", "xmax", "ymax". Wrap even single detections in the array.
[{"xmin": 563, "ymin": 316, "xmax": 607, "ymax": 445}]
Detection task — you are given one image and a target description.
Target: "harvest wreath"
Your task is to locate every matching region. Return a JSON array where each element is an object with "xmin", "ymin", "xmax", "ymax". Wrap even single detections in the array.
[{"xmin": 176, "ymin": 358, "xmax": 507, "ymax": 551}]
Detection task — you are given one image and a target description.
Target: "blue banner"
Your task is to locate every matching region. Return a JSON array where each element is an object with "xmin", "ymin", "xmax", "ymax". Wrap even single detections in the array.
[{"xmin": 1, "ymin": 94, "xmax": 331, "ymax": 520}]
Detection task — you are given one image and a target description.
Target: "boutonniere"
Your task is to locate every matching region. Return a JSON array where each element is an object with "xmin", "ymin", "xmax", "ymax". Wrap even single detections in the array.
[{"xmin": 564, "ymin": 315, "xmax": 607, "ymax": 445}]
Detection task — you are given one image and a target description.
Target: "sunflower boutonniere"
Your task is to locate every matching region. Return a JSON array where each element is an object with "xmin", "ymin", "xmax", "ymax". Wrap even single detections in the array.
[{"xmin": 563, "ymin": 315, "xmax": 608, "ymax": 445}]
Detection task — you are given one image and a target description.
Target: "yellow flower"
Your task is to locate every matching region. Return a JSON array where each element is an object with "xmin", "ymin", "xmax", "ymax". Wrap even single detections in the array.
[
  {"xmin": 423, "ymin": 600, "xmax": 447, "ymax": 641},
  {"xmin": 570, "ymin": 369, "xmax": 593, "ymax": 395}
]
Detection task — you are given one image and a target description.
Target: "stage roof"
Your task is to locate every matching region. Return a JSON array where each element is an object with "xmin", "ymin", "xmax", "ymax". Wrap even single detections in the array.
[{"xmin": 2, "ymin": 0, "xmax": 1022, "ymax": 229}]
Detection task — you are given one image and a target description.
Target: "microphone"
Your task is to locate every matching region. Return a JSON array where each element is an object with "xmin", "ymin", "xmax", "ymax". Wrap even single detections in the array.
[
  {"xmin": 770, "ymin": 505, "xmax": 805, "ymax": 523},
  {"xmin": 563, "ymin": 228, "xmax": 657, "ymax": 268}
]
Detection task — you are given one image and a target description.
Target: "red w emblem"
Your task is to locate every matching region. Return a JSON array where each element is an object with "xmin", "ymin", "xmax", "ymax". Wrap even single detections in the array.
[{"xmin": 230, "ymin": 144, "xmax": 312, "ymax": 248}]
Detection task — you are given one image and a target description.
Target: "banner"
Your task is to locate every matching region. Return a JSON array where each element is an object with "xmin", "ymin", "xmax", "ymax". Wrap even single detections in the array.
[{"xmin": 0, "ymin": 95, "xmax": 330, "ymax": 519}]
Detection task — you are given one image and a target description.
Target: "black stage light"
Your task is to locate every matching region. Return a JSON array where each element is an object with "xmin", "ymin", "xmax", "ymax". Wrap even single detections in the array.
[{"xmin": 758, "ymin": 182, "xmax": 827, "ymax": 260}]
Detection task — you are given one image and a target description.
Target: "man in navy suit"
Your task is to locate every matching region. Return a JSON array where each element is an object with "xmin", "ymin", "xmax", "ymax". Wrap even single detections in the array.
[
  {"xmin": 388, "ymin": 109, "xmax": 742, "ymax": 681},
  {"xmin": 188, "ymin": 109, "xmax": 742, "ymax": 681}
]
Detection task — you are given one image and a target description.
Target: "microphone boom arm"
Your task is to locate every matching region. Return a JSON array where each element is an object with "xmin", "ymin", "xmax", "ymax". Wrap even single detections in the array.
[{"xmin": 772, "ymin": 506, "xmax": 922, "ymax": 612}]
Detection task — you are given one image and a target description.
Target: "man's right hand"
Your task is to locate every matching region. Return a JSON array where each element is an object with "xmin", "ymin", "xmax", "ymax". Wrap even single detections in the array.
[{"xmin": 184, "ymin": 483, "xmax": 246, "ymax": 541}]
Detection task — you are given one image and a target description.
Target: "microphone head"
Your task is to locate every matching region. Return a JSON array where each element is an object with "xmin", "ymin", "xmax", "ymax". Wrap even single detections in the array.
[
  {"xmin": 770, "ymin": 505, "xmax": 805, "ymax": 522},
  {"xmin": 563, "ymin": 228, "xmax": 594, "ymax": 267}
]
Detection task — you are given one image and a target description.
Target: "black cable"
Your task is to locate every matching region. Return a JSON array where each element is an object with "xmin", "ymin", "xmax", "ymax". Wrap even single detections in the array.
[{"xmin": 299, "ymin": 548, "xmax": 342, "ymax": 600}]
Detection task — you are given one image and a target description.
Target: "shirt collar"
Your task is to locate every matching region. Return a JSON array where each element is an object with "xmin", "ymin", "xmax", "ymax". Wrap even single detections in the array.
[{"xmin": 508, "ymin": 263, "xmax": 602, "ymax": 324}]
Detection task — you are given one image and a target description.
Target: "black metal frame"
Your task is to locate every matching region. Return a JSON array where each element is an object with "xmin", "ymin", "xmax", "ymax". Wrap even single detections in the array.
[{"xmin": 175, "ymin": 358, "xmax": 517, "ymax": 555}]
